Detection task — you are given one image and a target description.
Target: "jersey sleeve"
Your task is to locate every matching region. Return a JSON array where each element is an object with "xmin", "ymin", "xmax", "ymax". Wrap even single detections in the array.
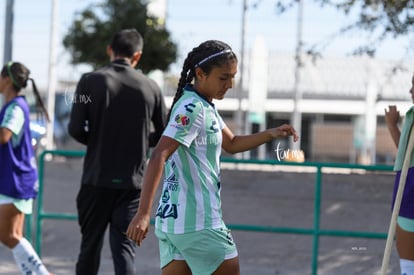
[
  {"xmin": 216, "ymin": 110, "xmax": 226, "ymax": 130},
  {"xmin": 163, "ymin": 99, "xmax": 203, "ymax": 147},
  {"xmin": 0, "ymin": 103, "xmax": 25, "ymax": 135}
]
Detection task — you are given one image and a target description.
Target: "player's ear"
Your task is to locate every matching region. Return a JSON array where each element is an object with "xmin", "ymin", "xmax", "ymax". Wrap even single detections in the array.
[
  {"xmin": 106, "ymin": 45, "xmax": 113, "ymax": 58},
  {"xmin": 195, "ymin": 67, "xmax": 206, "ymax": 80},
  {"xmin": 130, "ymin": 51, "xmax": 142, "ymax": 68}
]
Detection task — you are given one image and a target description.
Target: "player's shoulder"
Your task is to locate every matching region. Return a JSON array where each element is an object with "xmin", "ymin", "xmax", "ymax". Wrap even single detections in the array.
[
  {"xmin": 6, "ymin": 101, "xmax": 24, "ymax": 112},
  {"xmin": 81, "ymin": 64, "xmax": 113, "ymax": 80},
  {"xmin": 79, "ymin": 71, "xmax": 103, "ymax": 84},
  {"xmin": 175, "ymin": 92, "xmax": 206, "ymax": 114}
]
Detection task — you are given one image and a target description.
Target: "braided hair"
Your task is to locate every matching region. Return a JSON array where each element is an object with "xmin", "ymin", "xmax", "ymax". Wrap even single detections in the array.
[
  {"xmin": 168, "ymin": 40, "xmax": 238, "ymax": 120},
  {"xmin": 1, "ymin": 62, "xmax": 50, "ymax": 122}
]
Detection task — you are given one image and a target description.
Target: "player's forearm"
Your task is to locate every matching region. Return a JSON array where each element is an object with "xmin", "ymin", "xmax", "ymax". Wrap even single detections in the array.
[
  {"xmin": 386, "ymin": 124, "xmax": 400, "ymax": 148},
  {"xmin": 225, "ymin": 130, "xmax": 273, "ymax": 154}
]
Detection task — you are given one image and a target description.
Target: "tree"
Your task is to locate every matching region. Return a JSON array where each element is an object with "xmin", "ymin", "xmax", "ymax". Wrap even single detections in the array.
[
  {"xmin": 62, "ymin": 0, "xmax": 177, "ymax": 74},
  {"xmin": 275, "ymin": 0, "xmax": 414, "ymax": 57}
]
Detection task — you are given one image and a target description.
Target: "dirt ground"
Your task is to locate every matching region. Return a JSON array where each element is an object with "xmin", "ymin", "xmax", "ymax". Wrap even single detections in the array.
[{"xmin": 0, "ymin": 157, "xmax": 401, "ymax": 275}]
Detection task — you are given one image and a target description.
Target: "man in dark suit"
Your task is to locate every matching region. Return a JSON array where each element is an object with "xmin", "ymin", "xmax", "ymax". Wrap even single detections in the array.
[{"xmin": 68, "ymin": 28, "xmax": 167, "ymax": 275}]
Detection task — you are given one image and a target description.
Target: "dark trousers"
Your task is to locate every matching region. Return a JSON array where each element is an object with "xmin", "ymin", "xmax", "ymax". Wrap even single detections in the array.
[{"xmin": 75, "ymin": 185, "xmax": 140, "ymax": 275}]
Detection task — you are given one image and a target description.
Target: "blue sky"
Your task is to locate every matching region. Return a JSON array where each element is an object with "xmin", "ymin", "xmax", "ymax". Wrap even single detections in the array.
[{"xmin": 0, "ymin": 0, "xmax": 411, "ymax": 88}]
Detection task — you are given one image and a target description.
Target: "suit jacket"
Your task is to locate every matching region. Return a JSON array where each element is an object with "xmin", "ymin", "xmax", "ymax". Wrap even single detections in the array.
[{"xmin": 68, "ymin": 59, "xmax": 167, "ymax": 189}]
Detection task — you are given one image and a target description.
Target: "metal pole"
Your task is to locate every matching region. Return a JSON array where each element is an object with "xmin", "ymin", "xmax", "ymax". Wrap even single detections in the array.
[
  {"xmin": 45, "ymin": 0, "xmax": 58, "ymax": 152},
  {"xmin": 236, "ymin": 0, "xmax": 247, "ymax": 135},
  {"xmin": 381, "ymin": 124, "xmax": 414, "ymax": 274},
  {"xmin": 362, "ymin": 57, "xmax": 377, "ymax": 164},
  {"xmin": 234, "ymin": 0, "xmax": 247, "ymax": 158},
  {"xmin": 3, "ymin": 0, "xmax": 14, "ymax": 64},
  {"xmin": 290, "ymin": 0, "xmax": 304, "ymax": 151}
]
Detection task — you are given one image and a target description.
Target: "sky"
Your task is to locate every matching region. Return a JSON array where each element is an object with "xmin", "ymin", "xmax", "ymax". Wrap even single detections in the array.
[{"xmin": 0, "ymin": 0, "xmax": 412, "ymax": 89}]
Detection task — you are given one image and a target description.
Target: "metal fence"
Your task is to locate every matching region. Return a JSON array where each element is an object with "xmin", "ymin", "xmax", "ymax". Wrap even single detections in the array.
[{"xmin": 32, "ymin": 149, "xmax": 394, "ymax": 275}]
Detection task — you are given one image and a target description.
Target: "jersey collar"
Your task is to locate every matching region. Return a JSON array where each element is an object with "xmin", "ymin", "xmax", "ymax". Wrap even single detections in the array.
[{"xmin": 183, "ymin": 84, "xmax": 215, "ymax": 108}]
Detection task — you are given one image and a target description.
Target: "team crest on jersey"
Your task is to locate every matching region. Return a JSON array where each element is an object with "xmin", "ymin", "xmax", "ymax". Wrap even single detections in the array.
[{"xmin": 175, "ymin": 114, "xmax": 190, "ymax": 126}]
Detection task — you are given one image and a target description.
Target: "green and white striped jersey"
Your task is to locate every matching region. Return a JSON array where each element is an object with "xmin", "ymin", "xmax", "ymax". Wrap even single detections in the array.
[{"xmin": 155, "ymin": 86, "xmax": 226, "ymax": 234}]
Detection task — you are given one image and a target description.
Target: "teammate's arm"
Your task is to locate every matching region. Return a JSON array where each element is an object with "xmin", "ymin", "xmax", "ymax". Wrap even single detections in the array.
[
  {"xmin": 385, "ymin": 105, "xmax": 401, "ymax": 147},
  {"xmin": 0, "ymin": 127, "xmax": 12, "ymax": 144}
]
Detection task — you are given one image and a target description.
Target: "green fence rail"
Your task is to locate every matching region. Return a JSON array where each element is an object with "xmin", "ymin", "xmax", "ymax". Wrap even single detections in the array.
[
  {"xmin": 24, "ymin": 214, "xmax": 32, "ymax": 243},
  {"xmin": 35, "ymin": 149, "xmax": 394, "ymax": 275}
]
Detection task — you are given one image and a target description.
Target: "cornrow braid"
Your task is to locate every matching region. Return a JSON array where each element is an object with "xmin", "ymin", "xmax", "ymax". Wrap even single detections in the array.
[
  {"xmin": 167, "ymin": 40, "xmax": 237, "ymax": 120},
  {"xmin": 30, "ymin": 78, "xmax": 50, "ymax": 122},
  {"xmin": 167, "ymin": 50, "xmax": 198, "ymax": 120}
]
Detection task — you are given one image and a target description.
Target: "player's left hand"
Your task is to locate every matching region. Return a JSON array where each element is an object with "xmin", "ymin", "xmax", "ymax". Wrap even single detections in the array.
[{"xmin": 272, "ymin": 124, "xmax": 299, "ymax": 142}]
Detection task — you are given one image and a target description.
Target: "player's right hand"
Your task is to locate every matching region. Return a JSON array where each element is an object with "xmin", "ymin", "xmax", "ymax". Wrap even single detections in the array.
[{"xmin": 126, "ymin": 213, "xmax": 150, "ymax": 246}]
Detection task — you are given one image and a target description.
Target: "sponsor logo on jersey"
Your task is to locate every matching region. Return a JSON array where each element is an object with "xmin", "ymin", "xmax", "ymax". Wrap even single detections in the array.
[
  {"xmin": 161, "ymin": 189, "xmax": 170, "ymax": 203},
  {"xmin": 157, "ymin": 189, "xmax": 178, "ymax": 219},
  {"xmin": 210, "ymin": 120, "xmax": 219, "ymax": 133},
  {"xmin": 225, "ymin": 229, "xmax": 235, "ymax": 245},
  {"xmin": 166, "ymin": 172, "xmax": 178, "ymax": 183},
  {"xmin": 175, "ymin": 114, "xmax": 190, "ymax": 126},
  {"xmin": 195, "ymin": 135, "xmax": 220, "ymax": 146},
  {"xmin": 156, "ymin": 203, "xmax": 178, "ymax": 219}
]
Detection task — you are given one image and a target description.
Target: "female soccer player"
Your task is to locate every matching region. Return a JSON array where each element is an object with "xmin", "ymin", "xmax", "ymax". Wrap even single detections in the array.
[
  {"xmin": 127, "ymin": 40, "xmax": 298, "ymax": 275},
  {"xmin": 0, "ymin": 61, "xmax": 51, "ymax": 274}
]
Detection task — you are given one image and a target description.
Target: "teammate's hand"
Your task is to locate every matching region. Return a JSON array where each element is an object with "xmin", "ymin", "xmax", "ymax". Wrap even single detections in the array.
[{"xmin": 385, "ymin": 105, "xmax": 400, "ymax": 127}]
